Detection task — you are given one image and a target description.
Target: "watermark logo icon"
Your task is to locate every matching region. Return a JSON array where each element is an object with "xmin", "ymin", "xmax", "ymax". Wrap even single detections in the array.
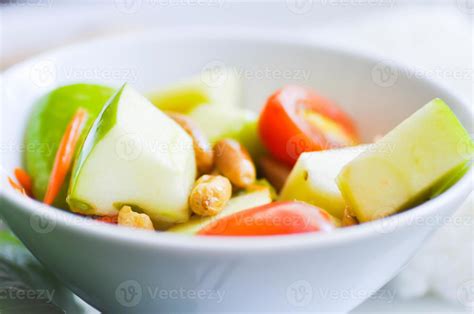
[
  {"xmin": 373, "ymin": 214, "xmax": 398, "ymax": 234},
  {"xmin": 201, "ymin": 60, "xmax": 228, "ymax": 88},
  {"xmin": 30, "ymin": 213, "xmax": 56, "ymax": 234},
  {"xmin": 114, "ymin": 0, "xmax": 142, "ymax": 14},
  {"xmin": 286, "ymin": 134, "xmax": 312, "ymax": 161},
  {"xmin": 116, "ymin": 280, "xmax": 143, "ymax": 307},
  {"xmin": 115, "ymin": 134, "xmax": 143, "ymax": 161},
  {"xmin": 372, "ymin": 60, "xmax": 399, "ymax": 88},
  {"xmin": 30, "ymin": 60, "xmax": 56, "ymax": 88},
  {"xmin": 286, "ymin": 280, "xmax": 313, "ymax": 307},
  {"xmin": 286, "ymin": 0, "xmax": 313, "ymax": 15}
]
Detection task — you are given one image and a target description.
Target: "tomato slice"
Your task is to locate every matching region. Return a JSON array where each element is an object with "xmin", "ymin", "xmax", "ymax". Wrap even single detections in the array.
[
  {"xmin": 197, "ymin": 201, "xmax": 335, "ymax": 236},
  {"xmin": 258, "ymin": 85, "xmax": 359, "ymax": 166}
]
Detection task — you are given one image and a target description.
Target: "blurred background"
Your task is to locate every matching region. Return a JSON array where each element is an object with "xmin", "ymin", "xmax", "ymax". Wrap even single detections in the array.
[{"xmin": 1, "ymin": 0, "xmax": 473, "ymax": 313}]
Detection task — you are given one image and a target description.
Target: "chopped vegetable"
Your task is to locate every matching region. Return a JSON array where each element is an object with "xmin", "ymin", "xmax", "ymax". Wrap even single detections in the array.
[
  {"xmin": 14, "ymin": 75, "xmax": 472, "ymax": 238},
  {"xmin": 198, "ymin": 201, "xmax": 335, "ymax": 236},
  {"xmin": 44, "ymin": 108, "xmax": 88, "ymax": 205},
  {"xmin": 8, "ymin": 177, "xmax": 27, "ymax": 195},
  {"xmin": 259, "ymin": 85, "xmax": 359, "ymax": 166},
  {"xmin": 148, "ymin": 68, "xmax": 241, "ymax": 113},
  {"xmin": 14, "ymin": 168, "xmax": 33, "ymax": 197},
  {"xmin": 95, "ymin": 216, "xmax": 118, "ymax": 224},
  {"xmin": 280, "ymin": 145, "xmax": 368, "ymax": 219},
  {"xmin": 338, "ymin": 99, "xmax": 474, "ymax": 222},
  {"xmin": 189, "ymin": 105, "xmax": 265, "ymax": 161},
  {"xmin": 67, "ymin": 85, "xmax": 196, "ymax": 223},
  {"xmin": 25, "ymin": 84, "xmax": 114, "ymax": 209}
]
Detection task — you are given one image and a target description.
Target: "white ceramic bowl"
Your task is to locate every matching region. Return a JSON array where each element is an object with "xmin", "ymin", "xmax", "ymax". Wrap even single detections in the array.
[{"xmin": 1, "ymin": 29, "xmax": 473, "ymax": 313}]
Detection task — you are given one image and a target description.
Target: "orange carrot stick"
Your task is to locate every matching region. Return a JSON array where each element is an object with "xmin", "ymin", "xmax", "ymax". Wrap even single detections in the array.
[
  {"xmin": 8, "ymin": 176, "xmax": 26, "ymax": 195},
  {"xmin": 14, "ymin": 168, "xmax": 33, "ymax": 197},
  {"xmin": 44, "ymin": 108, "xmax": 88, "ymax": 205}
]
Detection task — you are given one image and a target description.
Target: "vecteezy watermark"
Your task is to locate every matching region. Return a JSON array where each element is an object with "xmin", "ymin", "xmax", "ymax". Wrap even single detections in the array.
[
  {"xmin": 457, "ymin": 279, "xmax": 474, "ymax": 308},
  {"xmin": 371, "ymin": 61, "xmax": 473, "ymax": 88},
  {"xmin": 29, "ymin": 210, "xmax": 121, "ymax": 232},
  {"xmin": 62, "ymin": 66, "xmax": 138, "ymax": 82},
  {"xmin": 286, "ymin": 0, "xmax": 396, "ymax": 15},
  {"xmin": 30, "ymin": 213, "xmax": 57, "ymax": 234},
  {"xmin": 404, "ymin": 66, "xmax": 473, "ymax": 81},
  {"xmin": 286, "ymin": 280, "xmax": 313, "ymax": 307},
  {"xmin": 115, "ymin": 280, "xmax": 225, "ymax": 307},
  {"xmin": 114, "ymin": 0, "xmax": 226, "ymax": 14},
  {"xmin": 457, "ymin": 0, "xmax": 474, "ymax": 15},
  {"xmin": 115, "ymin": 133, "xmax": 144, "ymax": 161},
  {"xmin": 236, "ymin": 67, "xmax": 312, "ymax": 82},
  {"xmin": 116, "ymin": 280, "xmax": 143, "ymax": 307},
  {"xmin": 200, "ymin": 61, "xmax": 312, "ymax": 88},
  {"xmin": 373, "ymin": 213, "xmax": 473, "ymax": 235},
  {"xmin": 372, "ymin": 214, "xmax": 398, "ymax": 234},
  {"xmin": 114, "ymin": 133, "xmax": 194, "ymax": 161},
  {"xmin": 28, "ymin": 60, "xmax": 138, "ymax": 88},
  {"xmin": 114, "ymin": 0, "xmax": 143, "ymax": 14},
  {"xmin": 315, "ymin": 286, "xmax": 396, "ymax": 302},
  {"xmin": 285, "ymin": 135, "xmax": 396, "ymax": 161},
  {"xmin": 30, "ymin": 59, "xmax": 57, "ymax": 88},
  {"xmin": 201, "ymin": 60, "xmax": 228, "ymax": 88},
  {"xmin": 286, "ymin": 134, "xmax": 313, "ymax": 161},
  {"xmin": 286, "ymin": 0, "xmax": 314, "ymax": 15},
  {"xmin": 371, "ymin": 60, "xmax": 399, "ymax": 88},
  {"xmin": 0, "ymin": 142, "xmax": 56, "ymax": 157},
  {"xmin": 0, "ymin": 287, "xmax": 56, "ymax": 303}
]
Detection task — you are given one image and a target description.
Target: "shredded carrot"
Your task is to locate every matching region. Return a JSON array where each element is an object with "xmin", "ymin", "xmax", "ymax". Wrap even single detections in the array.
[
  {"xmin": 95, "ymin": 216, "xmax": 118, "ymax": 224},
  {"xmin": 8, "ymin": 177, "xmax": 26, "ymax": 195},
  {"xmin": 44, "ymin": 108, "xmax": 88, "ymax": 205},
  {"xmin": 14, "ymin": 168, "xmax": 33, "ymax": 197}
]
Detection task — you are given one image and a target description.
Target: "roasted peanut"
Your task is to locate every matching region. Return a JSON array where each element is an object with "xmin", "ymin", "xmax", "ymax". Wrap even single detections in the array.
[
  {"xmin": 189, "ymin": 175, "xmax": 232, "ymax": 216},
  {"xmin": 258, "ymin": 155, "xmax": 291, "ymax": 192},
  {"xmin": 167, "ymin": 112, "xmax": 214, "ymax": 174},
  {"xmin": 342, "ymin": 207, "xmax": 359, "ymax": 227},
  {"xmin": 213, "ymin": 139, "xmax": 256, "ymax": 188},
  {"xmin": 118, "ymin": 206, "xmax": 155, "ymax": 230}
]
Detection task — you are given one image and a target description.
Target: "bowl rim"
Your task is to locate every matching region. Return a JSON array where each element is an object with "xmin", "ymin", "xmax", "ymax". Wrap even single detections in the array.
[{"xmin": 2, "ymin": 28, "xmax": 473, "ymax": 253}]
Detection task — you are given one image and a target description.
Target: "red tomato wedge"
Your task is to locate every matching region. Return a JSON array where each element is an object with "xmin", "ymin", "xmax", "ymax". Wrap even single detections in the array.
[
  {"xmin": 197, "ymin": 201, "xmax": 335, "ymax": 236},
  {"xmin": 258, "ymin": 85, "xmax": 359, "ymax": 166}
]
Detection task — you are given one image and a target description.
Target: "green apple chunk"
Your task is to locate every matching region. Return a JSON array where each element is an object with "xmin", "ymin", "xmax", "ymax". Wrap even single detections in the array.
[
  {"xmin": 188, "ymin": 105, "xmax": 265, "ymax": 161},
  {"xmin": 67, "ymin": 84, "xmax": 196, "ymax": 224},
  {"xmin": 337, "ymin": 99, "xmax": 474, "ymax": 222},
  {"xmin": 147, "ymin": 68, "xmax": 241, "ymax": 113},
  {"xmin": 25, "ymin": 84, "xmax": 115, "ymax": 209},
  {"xmin": 279, "ymin": 145, "xmax": 369, "ymax": 219},
  {"xmin": 167, "ymin": 189, "xmax": 272, "ymax": 235},
  {"xmin": 429, "ymin": 161, "xmax": 470, "ymax": 199}
]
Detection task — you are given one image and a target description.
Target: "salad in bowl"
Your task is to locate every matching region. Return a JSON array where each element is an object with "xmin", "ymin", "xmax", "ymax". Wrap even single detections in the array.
[{"xmin": 8, "ymin": 69, "xmax": 473, "ymax": 237}]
